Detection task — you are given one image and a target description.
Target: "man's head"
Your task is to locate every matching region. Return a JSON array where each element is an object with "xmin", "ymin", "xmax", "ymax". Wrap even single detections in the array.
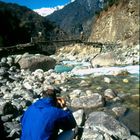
[{"xmin": 42, "ymin": 85, "xmax": 61, "ymax": 99}]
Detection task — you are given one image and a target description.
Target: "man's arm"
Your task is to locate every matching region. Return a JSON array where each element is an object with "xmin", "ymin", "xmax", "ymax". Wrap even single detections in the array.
[
  {"xmin": 57, "ymin": 108, "xmax": 77, "ymax": 130},
  {"xmin": 56, "ymin": 97, "xmax": 77, "ymax": 130}
]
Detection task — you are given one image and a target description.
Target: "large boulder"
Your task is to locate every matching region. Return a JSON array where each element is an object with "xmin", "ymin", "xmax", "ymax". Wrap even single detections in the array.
[
  {"xmin": 90, "ymin": 52, "xmax": 116, "ymax": 67},
  {"xmin": 18, "ymin": 54, "xmax": 56, "ymax": 71},
  {"xmin": 71, "ymin": 93, "xmax": 104, "ymax": 109},
  {"xmin": 82, "ymin": 111, "xmax": 131, "ymax": 140}
]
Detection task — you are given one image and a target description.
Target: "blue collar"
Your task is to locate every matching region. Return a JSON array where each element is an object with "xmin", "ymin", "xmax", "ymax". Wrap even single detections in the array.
[{"xmin": 33, "ymin": 97, "xmax": 56, "ymax": 108}]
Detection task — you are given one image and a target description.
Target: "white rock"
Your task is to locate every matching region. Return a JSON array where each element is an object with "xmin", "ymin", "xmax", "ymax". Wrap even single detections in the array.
[
  {"xmin": 73, "ymin": 109, "xmax": 85, "ymax": 126},
  {"xmin": 69, "ymin": 89, "xmax": 82, "ymax": 99},
  {"xmin": 104, "ymin": 89, "xmax": 116, "ymax": 99},
  {"xmin": 104, "ymin": 77, "xmax": 111, "ymax": 83},
  {"xmin": 23, "ymin": 82, "xmax": 32, "ymax": 90},
  {"xmin": 86, "ymin": 90, "xmax": 93, "ymax": 96}
]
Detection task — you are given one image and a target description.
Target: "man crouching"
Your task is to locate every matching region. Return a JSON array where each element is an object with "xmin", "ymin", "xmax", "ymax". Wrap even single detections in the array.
[{"xmin": 20, "ymin": 85, "xmax": 77, "ymax": 140}]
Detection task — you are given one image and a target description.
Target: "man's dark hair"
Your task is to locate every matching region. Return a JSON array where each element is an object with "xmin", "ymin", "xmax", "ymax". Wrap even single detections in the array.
[
  {"xmin": 42, "ymin": 88, "xmax": 56, "ymax": 98},
  {"xmin": 42, "ymin": 86, "xmax": 61, "ymax": 98}
]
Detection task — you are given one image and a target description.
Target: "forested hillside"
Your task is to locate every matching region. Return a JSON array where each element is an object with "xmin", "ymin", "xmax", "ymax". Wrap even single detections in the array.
[{"xmin": 0, "ymin": 1, "xmax": 65, "ymax": 47}]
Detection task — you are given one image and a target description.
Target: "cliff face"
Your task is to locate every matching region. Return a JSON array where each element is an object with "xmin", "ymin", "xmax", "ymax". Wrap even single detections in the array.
[{"xmin": 89, "ymin": 0, "xmax": 139, "ymax": 46}]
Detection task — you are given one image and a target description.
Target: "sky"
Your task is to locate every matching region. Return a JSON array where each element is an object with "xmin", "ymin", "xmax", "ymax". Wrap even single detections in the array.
[{"xmin": 0, "ymin": 0, "xmax": 72, "ymax": 9}]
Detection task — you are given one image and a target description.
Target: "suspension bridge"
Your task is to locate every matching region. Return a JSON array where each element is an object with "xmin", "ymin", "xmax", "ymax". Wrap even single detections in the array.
[{"xmin": 0, "ymin": 37, "xmax": 118, "ymax": 56}]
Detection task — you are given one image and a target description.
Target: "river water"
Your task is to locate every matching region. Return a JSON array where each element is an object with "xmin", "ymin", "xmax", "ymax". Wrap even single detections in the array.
[
  {"xmin": 55, "ymin": 62, "xmax": 139, "ymax": 111},
  {"xmin": 62, "ymin": 61, "xmax": 139, "ymax": 77},
  {"xmin": 54, "ymin": 61, "xmax": 139, "ymax": 135}
]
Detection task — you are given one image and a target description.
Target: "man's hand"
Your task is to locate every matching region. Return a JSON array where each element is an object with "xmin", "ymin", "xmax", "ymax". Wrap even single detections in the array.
[{"xmin": 56, "ymin": 97, "xmax": 66, "ymax": 108}]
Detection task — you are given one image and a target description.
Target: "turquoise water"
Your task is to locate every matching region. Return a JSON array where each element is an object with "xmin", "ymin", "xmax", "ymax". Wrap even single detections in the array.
[{"xmin": 54, "ymin": 64, "xmax": 73, "ymax": 73}]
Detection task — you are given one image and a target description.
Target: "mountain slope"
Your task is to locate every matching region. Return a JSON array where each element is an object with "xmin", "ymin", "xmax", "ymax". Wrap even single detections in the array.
[
  {"xmin": 46, "ymin": 0, "xmax": 103, "ymax": 38},
  {"xmin": 0, "ymin": 1, "xmax": 64, "ymax": 47},
  {"xmin": 88, "ymin": 0, "xmax": 139, "ymax": 45},
  {"xmin": 46, "ymin": 0, "xmax": 139, "ymax": 46}
]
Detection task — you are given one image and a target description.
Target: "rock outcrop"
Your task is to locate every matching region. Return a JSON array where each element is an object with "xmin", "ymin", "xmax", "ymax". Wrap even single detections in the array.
[
  {"xmin": 82, "ymin": 111, "xmax": 131, "ymax": 140},
  {"xmin": 89, "ymin": 0, "xmax": 139, "ymax": 46}
]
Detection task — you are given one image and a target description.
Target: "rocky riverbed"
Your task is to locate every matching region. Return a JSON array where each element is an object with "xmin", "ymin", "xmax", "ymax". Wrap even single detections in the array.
[{"xmin": 0, "ymin": 44, "xmax": 139, "ymax": 140}]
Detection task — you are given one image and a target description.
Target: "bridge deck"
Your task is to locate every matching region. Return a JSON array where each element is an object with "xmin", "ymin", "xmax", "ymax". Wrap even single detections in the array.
[{"xmin": 0, "ymin": 39, "xmax": 118, "ymax": 52}]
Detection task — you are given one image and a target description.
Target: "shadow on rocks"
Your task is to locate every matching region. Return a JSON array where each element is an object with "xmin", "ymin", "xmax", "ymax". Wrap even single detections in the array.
[{"xmin": 0, "ymin": 115, "xmax": 9, "ymax": 140}]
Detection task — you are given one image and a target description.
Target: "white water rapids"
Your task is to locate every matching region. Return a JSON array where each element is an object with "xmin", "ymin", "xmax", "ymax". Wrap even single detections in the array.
[{"xmin": 62, "ymin": 61, "xmax": 139, "ymax": 78}]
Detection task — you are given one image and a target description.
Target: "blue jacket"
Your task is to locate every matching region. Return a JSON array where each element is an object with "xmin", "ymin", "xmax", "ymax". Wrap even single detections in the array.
[{"xmin": 20, "ymin": 98, "xmax": 76, "ymax": 140}]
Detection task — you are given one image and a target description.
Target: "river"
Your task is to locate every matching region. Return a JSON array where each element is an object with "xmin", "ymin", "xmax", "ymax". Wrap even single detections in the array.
[{"xmin": 55, "ymin": 61, "xmax": 139, "ymax": 111}]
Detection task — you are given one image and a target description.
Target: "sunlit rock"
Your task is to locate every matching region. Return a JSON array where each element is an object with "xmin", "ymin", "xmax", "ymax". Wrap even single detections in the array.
[
  {"xmin": 73, "ymin": 109, "xmax": 85, "ymax": 126},
  {"xmin": 104, "ymin": 77, "xmax": 112, "ymax": 83},
  {"xmin": 90, "ymin": 53, "xmax": 116, "ymax": 67},
  {"xmin": 123, "ymin": 78, "xmax": 129, "ymax": 83},
  {"xmin": 71, "ymin": 93, "xmax": 104, "ymax": 109},
  {"xmin": 104, "ymin": 89, "xmax": 117, "ymax": 100},
  {"xmin": 82, "ymin": 111, "xmax": 131, "ymax": 139}
]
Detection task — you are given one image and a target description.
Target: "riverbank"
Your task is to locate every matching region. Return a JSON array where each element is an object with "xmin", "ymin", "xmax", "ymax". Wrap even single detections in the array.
[{"xmin": 0, "ymin": 45, "xmax": 139, "ymax": 139}]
